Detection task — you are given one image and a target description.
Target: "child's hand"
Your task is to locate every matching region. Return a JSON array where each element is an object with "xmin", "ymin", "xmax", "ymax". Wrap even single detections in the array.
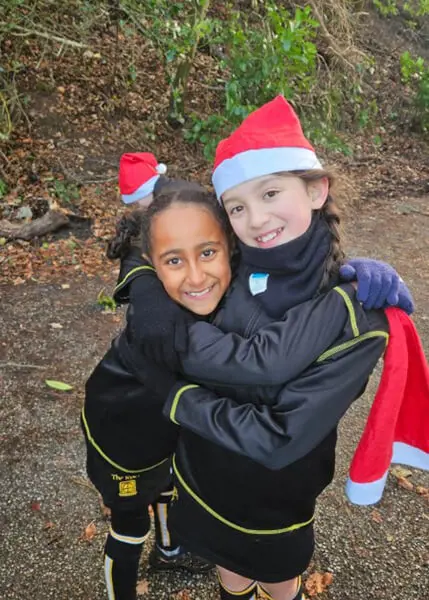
[
  {"xmin": 129, "ymin": 273, "xmax": 195, "ymax": 369},
  {"xmin": 339, "ymin": 258, "xmax": 415, "ymax": 314}
]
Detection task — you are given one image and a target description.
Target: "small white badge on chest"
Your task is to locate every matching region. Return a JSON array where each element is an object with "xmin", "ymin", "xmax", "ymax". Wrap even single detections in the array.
[{"xmin": 249, "ymin": 273, "xmax": 269, "ymax": 296}]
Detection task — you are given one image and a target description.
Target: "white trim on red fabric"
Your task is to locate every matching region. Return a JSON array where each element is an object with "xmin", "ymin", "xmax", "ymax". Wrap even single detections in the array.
[
  {"xmin": 121, "ymin": 174, "xmax": 159, "ymax": 204},
  {"xmin": 212, "ymin": 147, "xmax": 322, "ymax": 199},
  {"xmin": 346, "ymin": 442, "xmax": 429, "ymax": 505}
]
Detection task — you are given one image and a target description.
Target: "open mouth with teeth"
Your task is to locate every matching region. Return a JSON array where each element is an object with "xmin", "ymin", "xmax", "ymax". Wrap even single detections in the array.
[
  {"xmin": 184, "ymin": 285, "xmax": 214, "ymax": 299},
  {"xmin": 255, "ymin": 227, "xmax": 284, "ymax": 247}
]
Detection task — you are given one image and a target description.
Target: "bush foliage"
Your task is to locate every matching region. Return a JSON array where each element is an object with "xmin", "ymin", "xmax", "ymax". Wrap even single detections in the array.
[{"xmin": 1, "ymin": 0, "xmax": 428, "ymax": 152}]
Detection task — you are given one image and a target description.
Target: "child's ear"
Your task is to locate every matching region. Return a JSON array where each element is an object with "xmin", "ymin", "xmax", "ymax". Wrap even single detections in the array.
[{"xmin": 308, "ymin": 177, "xmax": 329, "ymax": 209}]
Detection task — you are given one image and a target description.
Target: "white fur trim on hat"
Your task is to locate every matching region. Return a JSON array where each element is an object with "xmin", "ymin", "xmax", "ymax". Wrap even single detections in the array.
[
  {"xmin": 346, "ymin": 442, "xmax": 429, "ymax": 505},
  {"xmin": 121, "ymin": 175, "xmax": 159, "ymax": 204},
  {"xmin": 212, "ymin": 147, "xmax": 322, "ymax": 199}
]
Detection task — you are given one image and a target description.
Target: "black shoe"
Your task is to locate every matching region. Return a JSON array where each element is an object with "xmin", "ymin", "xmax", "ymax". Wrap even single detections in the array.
[{"xmin": 148, "ymin": 546, "xmax": 214, "ymax": 573}]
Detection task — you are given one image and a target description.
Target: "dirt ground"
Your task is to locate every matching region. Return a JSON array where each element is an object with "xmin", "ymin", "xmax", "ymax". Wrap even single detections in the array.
[{"xmin": 1, "ymin": 189, "xmax": 428, "ymax": 600}]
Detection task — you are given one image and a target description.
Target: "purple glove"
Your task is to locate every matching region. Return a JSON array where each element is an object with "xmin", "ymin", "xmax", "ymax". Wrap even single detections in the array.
[{"xmin": 339, "ymin": 258, "xmax": 415, "ymax": 314}]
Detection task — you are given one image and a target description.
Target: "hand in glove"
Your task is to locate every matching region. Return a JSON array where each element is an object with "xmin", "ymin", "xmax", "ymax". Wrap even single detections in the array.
[{"xmin": 339, "ymin": 258, "xmax": 415, "ymax": 314}]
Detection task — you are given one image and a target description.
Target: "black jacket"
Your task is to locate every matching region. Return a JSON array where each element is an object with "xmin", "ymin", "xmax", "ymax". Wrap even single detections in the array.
[
  {"xmin": 162, "ymin": 278, "xmax": 389, "ymax": 531},
  {"xmin": 83, "ymin": 257, "xmax": 366, "ymax": 473}
]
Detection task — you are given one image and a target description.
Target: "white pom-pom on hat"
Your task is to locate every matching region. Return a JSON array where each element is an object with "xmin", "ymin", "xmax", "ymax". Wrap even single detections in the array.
[{"xmin": 156, "ymin": 163, "xmax": 167, "ymax": 175}]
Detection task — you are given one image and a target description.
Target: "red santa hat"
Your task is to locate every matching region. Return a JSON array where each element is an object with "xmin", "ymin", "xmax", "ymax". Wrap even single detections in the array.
[
  {"xmin": 212, "ymin": 95, "xmax": 322, "ymax": 199},
  {"xmin": 346, "ymin": 308, "xmax": 429, "ymax": 505},
  {"xmin": 119, "ymin": 152, "xmax": 167, "ymax": 204}
]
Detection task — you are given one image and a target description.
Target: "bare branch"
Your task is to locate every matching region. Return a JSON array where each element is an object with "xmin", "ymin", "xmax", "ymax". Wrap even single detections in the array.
[
  {"xmin": 2, "ymin": 23, "xmax": 89, "ymax": 49},
  {"xmin": 0, "ymin": 361, "xmax": 47, "ymax": 370}
]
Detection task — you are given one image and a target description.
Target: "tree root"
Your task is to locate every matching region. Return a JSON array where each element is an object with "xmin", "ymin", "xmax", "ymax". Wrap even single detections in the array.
[{"xmin": 0, "ymin": 210, "xmax": 69, "ymax": 240}]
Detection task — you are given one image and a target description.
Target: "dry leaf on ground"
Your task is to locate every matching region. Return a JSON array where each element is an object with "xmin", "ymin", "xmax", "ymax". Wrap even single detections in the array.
[
  {"xmin": 397, "ymin": 477, "xmax": 414, "ymax": 491},
  {"xmin": 174, "ymin": 589, "xmax": 191, "ymax": 600},
  {"xmin": 305, "ymin": 572, "xmax": 334, "ymax": 597},
  {"xmin": 391, "ymin": 466, "xmax": 413, "ymax": 479},
  {"xmin": 80, "ymin": 521, "xmax": 96, "ymax": 542},
  {"xmin": 371, "ymin": 509, "xmax": 383, "ymax": 523},
  {"xmin": 136, "ymin": 579, "xmax": 149, "ymax": 595},
  {"xmin": 415, "ymin": 486, "xmax": 429, "ymax": 498}
]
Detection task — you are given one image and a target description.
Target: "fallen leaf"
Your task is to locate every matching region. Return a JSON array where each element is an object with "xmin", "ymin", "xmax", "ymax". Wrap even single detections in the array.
[
  {"xmin": 50, "ymin": 322, "xmax": 63, "ymax": 329},
  {"xmin": 305, "ymin": 572, "xmax": 334, "ymax": 597},
  {"xmin": 31, "ymin": 501, "xmax": 41, "ymax": 512},
  {"xmin": 136, "ymin": 579, "xmax": 149, "ymax": 595},
  {"xmin": 391, "ymin": 466, "xmax": 413, "ymax": 479},
  {"xmin": 81, "ymin": 521, "xmax": 96, "ymax": 542},
  {"xmin": 371, "ymin": 509, "xmax": 383, "ymax": 523},
  {"xmin": 45, "ymin": 379, "xmax": 73, "ymax": 391},
  {"xmin": 397, "ymin": 477, "xmax": 414, "ymax": 491},
  {"xmin": 174, "ymin": 589, "xmax": 191, "ymax": 600},
  {"xmin": 44, "ymin": 521, "xmax": 55, "ymax": 530},
  {"xmin": 61, "ymin": 283, "xmax": 70, "ymax": 289},
  {"xmin": 416, "ymin": 486, "xmax": 429, "ymax": 496}
]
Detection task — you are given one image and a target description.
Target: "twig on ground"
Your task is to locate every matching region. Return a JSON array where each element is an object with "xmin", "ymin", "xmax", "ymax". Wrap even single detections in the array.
[
  {"xmin": 2, "ymin": 23, "xmax": 89, "ymax": 49},
  {"xmin": 0, "ymin": 361, "xmax": 47, "ymax": 370},
  {"xmin": 70, "ymin": 476, "xmax": 99, "ymax": 494},
  {"xmin": 404, "ymin": 208, "xmax": 429, "ymax": 217},
  {"xmin": 0, "ymin": 149, "xmax": 10, "ymax": 164}
]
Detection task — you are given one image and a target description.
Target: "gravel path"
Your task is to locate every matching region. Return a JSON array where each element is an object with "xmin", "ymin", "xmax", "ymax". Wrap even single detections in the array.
[{"xmin": 1, "ymin": 194, "xmax": 428, "ymax": 600}]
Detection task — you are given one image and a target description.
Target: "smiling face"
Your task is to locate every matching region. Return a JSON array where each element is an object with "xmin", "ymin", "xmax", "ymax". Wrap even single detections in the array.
[
  {"xmin": 222, "ymin": 173, "xmax": 329, "ymax": 248},
  {"xmin": 149, "ymin": 203, "xmax": 232, "ymax": 315}
]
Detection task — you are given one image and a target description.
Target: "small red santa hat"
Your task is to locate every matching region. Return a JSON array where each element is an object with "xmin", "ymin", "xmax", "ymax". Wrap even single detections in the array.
[
  {"xmin": 212, "ymin": 95, "xmax": 322, "ymax": 199},
  {"xmin": 119, "ymin": 152, "xmax": 167, "ymax": 204}
]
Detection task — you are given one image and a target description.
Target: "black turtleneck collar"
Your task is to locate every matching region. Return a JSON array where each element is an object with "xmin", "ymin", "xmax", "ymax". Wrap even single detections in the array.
[{"xmin": 238, "ymin": 214, "xmax": 332, "ymax": 318}]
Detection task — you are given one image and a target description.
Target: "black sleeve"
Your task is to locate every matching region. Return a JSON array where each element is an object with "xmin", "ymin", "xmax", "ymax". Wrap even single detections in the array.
[
  {"xmin": 179, "ymin": 285, "xmax": 360, "ymax": 386},
  {"xmin": 113, "ymin": 248, "xmax": 156, "ymax": 305},
  {"xmin": 164, "ymin": 315, "xmax": 389, "ymax": 470},
  {"xmin": 126, "ymin": 273, "xmax": 194, "ymax": 370}
]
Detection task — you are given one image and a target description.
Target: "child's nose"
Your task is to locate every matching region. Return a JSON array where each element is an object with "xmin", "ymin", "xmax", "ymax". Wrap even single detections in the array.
[
  {"xmin": 186, "ymin": 262, "xmax": 206, "ymax": 287},
  {"xmin": 248, "ymin": 208, "xmax": 269, "ymax": 230}
]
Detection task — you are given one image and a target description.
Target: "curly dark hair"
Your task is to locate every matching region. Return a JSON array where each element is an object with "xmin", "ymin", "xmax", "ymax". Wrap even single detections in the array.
[{"xmin": 141, "ymin": 178, "xmax": 235, "ymax": 258}]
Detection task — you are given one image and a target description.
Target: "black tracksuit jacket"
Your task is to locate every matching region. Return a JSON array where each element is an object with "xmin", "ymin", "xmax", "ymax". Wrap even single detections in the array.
[
  {"xmin": 161, "ymin": 277, "xmax": 389, "ymax": 531},
  {"xmin": 82, "ymin": 253, "xmax": 382, "ymax": 486}
]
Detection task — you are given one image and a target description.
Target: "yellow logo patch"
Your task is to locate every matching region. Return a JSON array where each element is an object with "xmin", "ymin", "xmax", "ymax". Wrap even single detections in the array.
[{"xmin": 118, "ymin": 479, "xmax": 137, "ymax": 497}]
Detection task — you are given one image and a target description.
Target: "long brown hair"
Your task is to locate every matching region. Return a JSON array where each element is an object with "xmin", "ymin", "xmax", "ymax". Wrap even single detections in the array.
[{"xmin": 282, "ymin": 169, "xmax": 345, "ymax": 291}]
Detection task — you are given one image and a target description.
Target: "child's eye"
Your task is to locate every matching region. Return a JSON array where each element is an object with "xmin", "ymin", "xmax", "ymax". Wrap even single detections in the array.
[
  {"xmin": 166, "ymin": 257, "xmax": 182, "ymax": 266},
  {"xmin": 201, "ymin": 248, "xmax": 216, "ymax": 259},
  {"xmin": 230, "ymin": 205, "xmax": 244, "ymax": 216},
  {"xmin": 263, "ymin": 189, "xmax": 278, "ymax": 200}
]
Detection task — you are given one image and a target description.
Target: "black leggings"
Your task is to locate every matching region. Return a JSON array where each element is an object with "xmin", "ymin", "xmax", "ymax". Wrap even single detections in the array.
[{"xmin": 104, "ymin": 487, "xmax": 179, "ymax": 600}]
